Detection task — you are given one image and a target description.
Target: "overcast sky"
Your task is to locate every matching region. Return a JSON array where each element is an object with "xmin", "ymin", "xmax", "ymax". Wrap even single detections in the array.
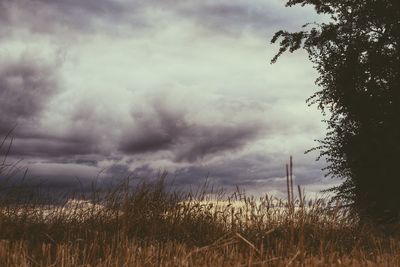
[{"xmin": 0, "ymin": 0, "xmax": 338, "ymax": 196}]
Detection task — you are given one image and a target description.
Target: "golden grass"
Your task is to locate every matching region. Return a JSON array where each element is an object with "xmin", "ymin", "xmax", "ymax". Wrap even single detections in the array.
[{"xmin": 0, "ymin": 171, "xmax": 399, "ymax": 267}]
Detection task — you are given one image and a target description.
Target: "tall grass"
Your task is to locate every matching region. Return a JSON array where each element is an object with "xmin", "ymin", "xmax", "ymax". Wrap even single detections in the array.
[
  {"xmin": 1, "ymin": 175, "xmax": 399, "ymax": 266},
  {"xmin": 0, "ymin": 136, "xmax": 399, "ymax": 266}
]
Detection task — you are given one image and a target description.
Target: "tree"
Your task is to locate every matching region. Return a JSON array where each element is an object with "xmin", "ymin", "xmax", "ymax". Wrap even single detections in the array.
[{"xmin": 271, "ymin": 0, "xmax": 400, "ymax": 223}]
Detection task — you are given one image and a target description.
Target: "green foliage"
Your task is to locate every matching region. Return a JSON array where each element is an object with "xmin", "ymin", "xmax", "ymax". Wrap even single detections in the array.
[{"xmin": 271, "ymin": 0, "xmax": 400, "ymax": 222}]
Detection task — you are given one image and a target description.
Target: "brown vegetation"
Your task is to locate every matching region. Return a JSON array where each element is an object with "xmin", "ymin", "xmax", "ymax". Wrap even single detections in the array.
[{"xmin": 0, "ymin": 169, "xmax": 399, "ymax": 266}]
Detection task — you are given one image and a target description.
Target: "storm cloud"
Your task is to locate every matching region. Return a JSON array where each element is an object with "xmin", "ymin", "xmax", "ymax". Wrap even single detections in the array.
[
  {"xmin": 0, "ymin": 54, "xmax": 102, "ymax": 159},
  {"xmin": 0, "ymin": 0, "xmax": 142, "ymax": 35},
  {"xmin": 177, "ymin": 2, "xmax": 288, "ymax": 36},
  {"xmin": 0, "ymin": 55, "xmax": 60, "ymax": 134},
  {"xmin": 0, "ymin": 0, "xmax": 320, "ymax": 37},
  {"xmin": 0, "ymin": 0, "xmax": 334, "ymax": 195},
  {"xmin": 120, "ymin": 94, "xmax": 266, "ymax": 162}
]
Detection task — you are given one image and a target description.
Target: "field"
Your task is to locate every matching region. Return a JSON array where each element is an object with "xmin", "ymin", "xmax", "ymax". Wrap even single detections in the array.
[{"xmin": 1, "ymin": 171, "xmax": 400, "ymax": 267}]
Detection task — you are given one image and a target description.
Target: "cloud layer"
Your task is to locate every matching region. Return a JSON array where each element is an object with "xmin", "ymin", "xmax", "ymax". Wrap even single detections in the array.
[
  {"xmin": 0, "ymin": 0, "xmax": 334, "ymax": 196},
  {"xmin": 0, "ymin": 55, "xmax": 58, "ymax": 127},
  {"xmin": 120, "ymin": 92, "xmax": 266, "ymax": 163}
]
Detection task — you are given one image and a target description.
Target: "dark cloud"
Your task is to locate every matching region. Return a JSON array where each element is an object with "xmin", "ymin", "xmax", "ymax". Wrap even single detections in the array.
[
  {"xmin": 177, "ymin": 2, "xmax": 283, "ymax": 36},
  {"xmin": 0, "ymin": 55, "xmax": 101, "ymax": 160},
  {"xmin": 40, "ymin": 157, "xmax": 99, "ymax": 167},
  {"xmin": 0, "ymin": 0, "xmax": 318, "ymax": 37},
  {"xmin": 9, "ymin": 137, "xmax": 99, "ymax": 158},
  {"xmin": 175, "ymin": 126, "xmax": 262, "ymax": 162},
  {"xmin": 0, "ymin": 55, "xmax": 59, "ymax": 134},
  {"xmin": 0, "ymin": 0, "xmax": 331, "ymax": 195},
  {"xmin": 0, "ymin": 1, "xmax": 10, "ymax": 33},
  {"xmin": 119, "ymin": 98, "xmax": 265, "ymax": 163},
  {"xmin": 168, "ymin": 153, "xmax": 327, "ymax": 195},
  {"xmin": 36, "ymin": 0, "xmax": 126, "ymax": 14},
  {"xmin": 74, "ymin": 158, "xmax": 98, "ymax": 167},
  {"xmin": 97, "ymin": 151, "xmax": 327, "ymax": 196},
  {"xmin": 120, "ymin": 109, "xmax": 181, "ymax": 154},
  {"xmin": 0, "ymin": 0, "xmax": 146, "ymax": 35}
]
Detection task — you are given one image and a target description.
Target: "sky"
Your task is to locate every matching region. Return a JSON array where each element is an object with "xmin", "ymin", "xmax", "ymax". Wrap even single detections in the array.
[{"xmin": 0, "ymin": 0, "xmax": 338, "ymax": 197}]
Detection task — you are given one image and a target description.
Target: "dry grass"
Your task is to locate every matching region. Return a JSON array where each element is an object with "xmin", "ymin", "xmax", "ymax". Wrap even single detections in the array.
[{"xmin": 0, "ymin": 172, "xmax": 399, "ymax": 267}]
